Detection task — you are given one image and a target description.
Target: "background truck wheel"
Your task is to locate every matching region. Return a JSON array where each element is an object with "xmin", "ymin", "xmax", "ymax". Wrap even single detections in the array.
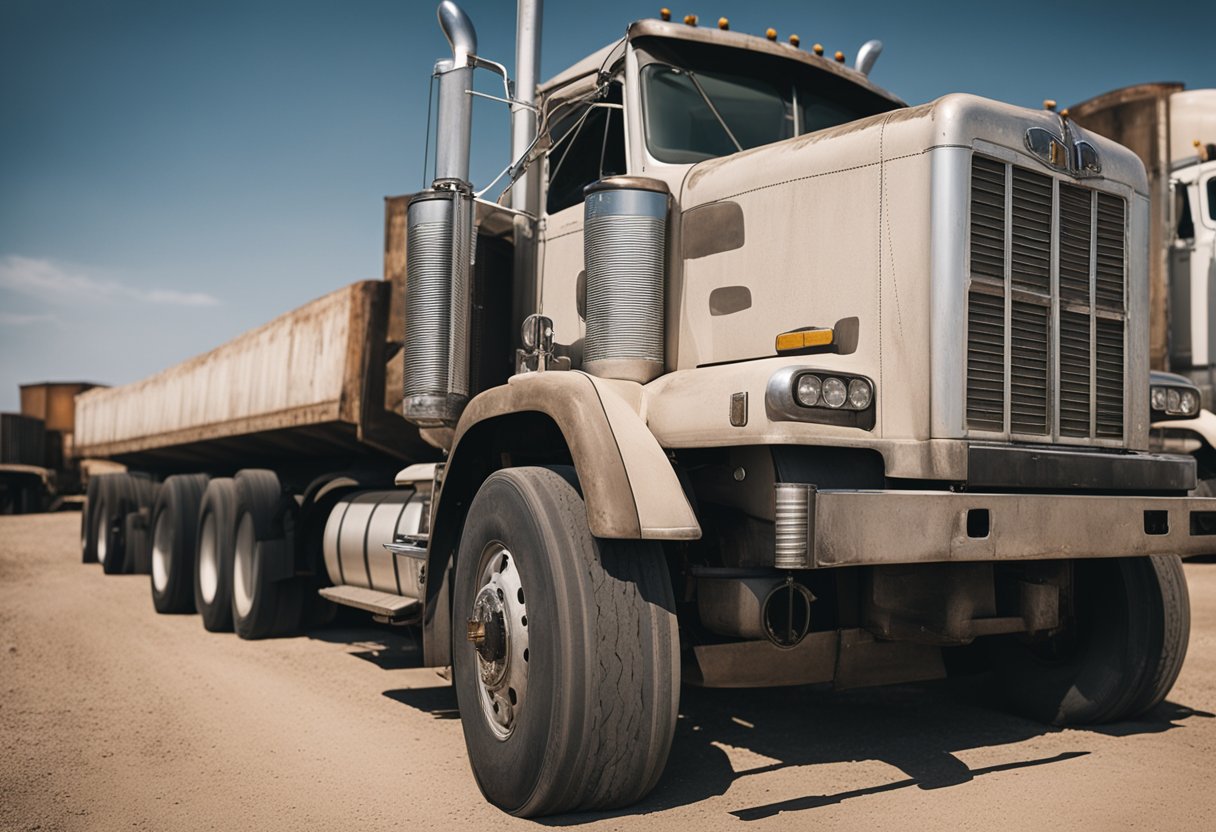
[
  {"xmin": 95, "ymin": 473, "xmax": 156, "ymax": 575},
  {"xmin": 451, "ymin": 467, "xmax": 680, "ymax": 818},
  {"xmin": 231, "ymin": 469, "xmax": 303, "ymax": 640},
  {"xmin": 992, "ymin": 555, "xmax": 1190, "ymax": 725},
  {"xmin": 81, "ymin": 476, "xmax": 99, "ymax": 563},
  {"xmin": 150, "ymin": 474, "xmax": 210, "ymax": 614},
  {"xmin": 195, "ymin": 478, "xmax": 238, "ymax": 632}
]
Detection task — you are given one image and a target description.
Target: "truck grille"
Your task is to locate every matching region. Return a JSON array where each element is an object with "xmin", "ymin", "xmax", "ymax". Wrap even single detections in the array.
[{"xmin": 965, "ymin": 155, "xmax": 1127, "ymax": 442}]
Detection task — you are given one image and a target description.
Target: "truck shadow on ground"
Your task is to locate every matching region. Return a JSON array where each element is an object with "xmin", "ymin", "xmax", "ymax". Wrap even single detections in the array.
[{"xmin": 309, "ymin": 624, "xmax": 1213, "ymax": 824}]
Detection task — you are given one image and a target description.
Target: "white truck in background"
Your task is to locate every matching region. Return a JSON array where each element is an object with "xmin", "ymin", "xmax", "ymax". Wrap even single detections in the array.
[
  {"xmin": 1070, "ymin": 85, "xmax": 1216, "ymax": 483},
  {"xmin": 74, "ymin": 3, "xmax": 1216, "ymax": 817}
]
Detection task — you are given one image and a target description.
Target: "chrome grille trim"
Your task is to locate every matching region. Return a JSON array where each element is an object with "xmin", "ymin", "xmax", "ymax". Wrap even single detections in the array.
[{"xmin": 965, "ymin": 154, "xmax": 1127, "ymax": 444}]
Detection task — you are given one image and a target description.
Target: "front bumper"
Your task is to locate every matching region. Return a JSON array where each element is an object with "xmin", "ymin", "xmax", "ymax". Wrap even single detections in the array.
[{"xmin": 807, "ymin": 489, "xmax": 1216, "ymax": 567}]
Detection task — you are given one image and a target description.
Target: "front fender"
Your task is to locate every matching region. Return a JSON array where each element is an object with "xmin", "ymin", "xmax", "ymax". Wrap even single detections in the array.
[{"xmin": 449, "ymin": 371, "xmax": 700, "ymax": 540}]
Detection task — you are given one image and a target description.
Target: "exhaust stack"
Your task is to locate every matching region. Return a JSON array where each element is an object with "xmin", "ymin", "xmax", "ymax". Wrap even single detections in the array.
[
  {"xmin": 854, "ymin": 39, "xmax": 882, "ymax": 76},
  {"xmin": 402, "ymin": 1, "xmax": 479, "ymax": 428}
]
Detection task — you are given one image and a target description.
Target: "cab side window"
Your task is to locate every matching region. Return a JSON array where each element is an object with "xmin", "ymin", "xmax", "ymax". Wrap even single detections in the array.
[
  {"xmin": 1176, "ymin": 182, "xmax": 1195, "ymax": 240},
  {"xmin": 546, "ymin": 83, "xmax": 626, "ymax": 215}
]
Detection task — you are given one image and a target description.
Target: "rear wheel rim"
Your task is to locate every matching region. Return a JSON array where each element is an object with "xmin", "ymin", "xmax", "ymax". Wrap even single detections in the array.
[
  {"xmin": 198, "ymin": 513, "xmax": 219, "ymax": 604},
  {"xmin": 96, "ymin": 510, "xmax": 108, "ymax": 565},
  {"xmin": 470, "ymin": 543, "xmax": 530, "ymax": 741},
  {"xmin": 232, "ymin": 512, "xmax": 256, "ymax": 618},
  {"xmin": 151, "ymin": 510, "xmax": 172, "ymax": 593}
]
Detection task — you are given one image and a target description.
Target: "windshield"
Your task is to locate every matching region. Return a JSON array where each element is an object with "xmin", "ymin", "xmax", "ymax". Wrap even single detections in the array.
[{"xmin": 639, "ymin": 41, "xmax": 900, "ymax": 164}]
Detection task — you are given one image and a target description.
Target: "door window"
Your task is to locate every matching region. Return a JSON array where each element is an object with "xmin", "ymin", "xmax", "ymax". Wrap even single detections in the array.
[{"xmin": 545, "ymin": 83, "xmax": 626, "ymax": 215}]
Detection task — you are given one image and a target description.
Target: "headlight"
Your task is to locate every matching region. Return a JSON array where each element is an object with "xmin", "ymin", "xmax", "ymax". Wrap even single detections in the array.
[
  {"xmin": 821, "ymin": 377, "xmax": 847, "ymax": 408},
  {"xmin": 774, "ymin": 368, "xmax": 877, "ymax": 430},
  {"xmin": 791, "ymin": 371, "xmax": 875, "ymax": 413},
  {"xmin": 1150, "ymin": 383, "xmax": 1202, "ymax": 417},
  {"xmin": 848, "ymin": 378, "xmax": 873, "ymax": 409},
  {"xmin": 1181, "ymin": 390, "xmax": 1199, "ymax": 416},
  {"xmin": 795, "ymin": 374, "xmax": 822, "ymax": 407}
]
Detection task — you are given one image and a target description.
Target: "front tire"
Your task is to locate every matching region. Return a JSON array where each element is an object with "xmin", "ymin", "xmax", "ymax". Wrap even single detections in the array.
[
  {"xmin": 993, "ymin": 555, "xmax": 1190, "ymax": 724},
  {"xmin": 452, "ymin": 467, "xmax": 679, "ymax": 817}
]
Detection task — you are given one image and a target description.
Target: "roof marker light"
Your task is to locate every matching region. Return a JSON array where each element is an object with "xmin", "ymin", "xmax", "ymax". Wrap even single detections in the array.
[
  {"xmin": 718, "ymin": 16, "xmax": 729, "ymax": 29},
  {"xmin": 684, "ymin": 13, "xmax": 697, "ymax": 25},
  {"xmin": 834, "ymin": 50, "xmax": 845, "ymax": 63},
  {"xmin": 812, "ymin": 43, "xmax": 824, "ymax": 56},
  {"xmin": 789, "ymin": 34, "xmax": 800, "ymax": 47},
  {"xmin": 659, "ymin": 7, "xmax": 671, "ymax": 20},
  {"xmin": 765, "ymin": 27, "xmax": 777, "ymax": 41}
]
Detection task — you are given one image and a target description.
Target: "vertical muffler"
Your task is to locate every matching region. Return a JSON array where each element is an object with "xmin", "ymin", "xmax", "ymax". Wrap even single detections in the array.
[
  {"xmin": 582, "ymin": 177, "xmax": 670, "ymax": 383},
  {"xmin": 403, "ymin": 2, "xmax": 478, "ymax": 428}
]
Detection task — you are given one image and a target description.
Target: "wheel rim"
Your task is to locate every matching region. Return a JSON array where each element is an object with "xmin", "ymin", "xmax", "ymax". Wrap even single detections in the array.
[
  {"xmin": 232, "ymin": 512, "xmax": 256, "ymax": 618},
  {"xmin": 95, "ymin": 509, "xmax": 108, "ymax": 565},
  {"xmin": 468, "ymin": 542, "xmax": 529, "ymax": 741},
  {"xmin": 198, "ymin": 512, "xmax": 219, "ymax": 604},
  {"xmin": 151, "ymin": 510, "xmax": 172, "ymax": 594}
]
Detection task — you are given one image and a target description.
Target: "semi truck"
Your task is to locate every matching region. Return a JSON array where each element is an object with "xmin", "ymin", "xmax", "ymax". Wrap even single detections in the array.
[
  {"xmin": 76, "ymin": 2, "xmax": 1216, "ymax": 816},
  {"xmin": 1068, "ymin": 86, "xmax": 1216, "ymax": 482}
]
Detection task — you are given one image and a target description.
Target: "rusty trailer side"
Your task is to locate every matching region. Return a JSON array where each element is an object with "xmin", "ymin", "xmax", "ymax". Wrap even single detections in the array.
[{"xmin": 73, "ymin": 281, "xmax": 428, "ymax": 475}]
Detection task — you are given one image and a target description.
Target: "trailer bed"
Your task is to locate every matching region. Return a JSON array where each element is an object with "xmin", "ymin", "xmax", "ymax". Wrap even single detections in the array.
[{"xmin": 74, "ymin": 281, "xmax": 425, "ymax": 473}]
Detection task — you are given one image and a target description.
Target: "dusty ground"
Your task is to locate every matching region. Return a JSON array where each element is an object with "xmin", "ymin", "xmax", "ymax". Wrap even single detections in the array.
[{"xmin": 2, "ymin": 512, "xmax": 1214, "ymax": 831}]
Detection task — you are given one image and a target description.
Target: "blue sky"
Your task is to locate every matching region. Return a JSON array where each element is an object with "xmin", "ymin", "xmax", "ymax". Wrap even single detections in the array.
[{"xmin": 1, "ymin": 0, "xmax": 1212, "ymax": 411}]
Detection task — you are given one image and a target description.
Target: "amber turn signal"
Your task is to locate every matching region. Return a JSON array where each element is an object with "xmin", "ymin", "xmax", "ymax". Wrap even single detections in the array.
[{"xmin": 775, "ymin": 328, "xmax": 835, "ymax": 353}]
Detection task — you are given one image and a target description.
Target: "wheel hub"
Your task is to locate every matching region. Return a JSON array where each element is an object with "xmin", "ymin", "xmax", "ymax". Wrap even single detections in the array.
[{"xmin": 467, "ymin": 544, "xmax": 529, "ymax": 740}]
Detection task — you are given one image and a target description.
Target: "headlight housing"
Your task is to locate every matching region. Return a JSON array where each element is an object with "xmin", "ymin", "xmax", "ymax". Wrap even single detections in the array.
[{"xmin": 1150, "ymin": 382, "xmax": 1201, "ymax": 417}]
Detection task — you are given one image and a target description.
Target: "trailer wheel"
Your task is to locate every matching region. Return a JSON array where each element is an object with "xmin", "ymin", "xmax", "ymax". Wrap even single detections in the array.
[
  {"xmin": 96, "ymin": 473, "xmax": 155, "ymax": 575},
  {"xmin": 231, "ymin": 469, "xmax": 303, "ymax": 640},
  {"xmin": 993, "ymin": 555, "xmax": 1191, "ymax": 725},
  {"xmin": 150, "ymin": 474, "xmax": 210, "ymax": 613},
  {"xmin": 81, "ymin": 476, "xmax": 100, "ymax": 563},
  {"xmin": 451, "ymin": 467, "xmax": 679, "ymax": 817},
  {"xmin": 195, "ymin": 478, "xmax": 238, "ymax": 632}
]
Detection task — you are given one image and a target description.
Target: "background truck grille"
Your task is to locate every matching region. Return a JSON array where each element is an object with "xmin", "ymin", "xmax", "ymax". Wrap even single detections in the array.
[{"xmin": 965, "ymin": 155, "xmax": 1127, "ymax": 443}]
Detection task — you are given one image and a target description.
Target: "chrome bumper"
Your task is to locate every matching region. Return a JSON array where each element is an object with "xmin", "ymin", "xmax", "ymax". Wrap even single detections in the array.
[{"xmin": 806, "ymin": 489, "xmax": 1216, "ymax": 567}]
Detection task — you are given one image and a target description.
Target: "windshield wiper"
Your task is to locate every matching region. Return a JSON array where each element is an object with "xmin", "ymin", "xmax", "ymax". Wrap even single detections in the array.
[{"xmin": 682, "ymin": 69, "xmax": 743, "ymax": 153}]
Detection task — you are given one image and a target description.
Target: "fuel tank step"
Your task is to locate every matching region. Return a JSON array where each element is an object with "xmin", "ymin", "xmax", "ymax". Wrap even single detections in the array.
[{"xmin": 319, "ymin": 585, "xmax": 421, "ymax": 623}]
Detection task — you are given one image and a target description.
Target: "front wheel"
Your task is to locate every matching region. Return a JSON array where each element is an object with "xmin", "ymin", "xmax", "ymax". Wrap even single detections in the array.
[
  {"xmin": 452, "ymin": 467, "xmax": 680, "ymax": 818},
  {"xmin": 992, "ymin": 555, "xmax": 1190, "ymax": 725}
]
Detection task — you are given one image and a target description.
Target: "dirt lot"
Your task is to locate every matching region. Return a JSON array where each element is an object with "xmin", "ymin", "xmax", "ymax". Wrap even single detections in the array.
[{"xmin": 2, "ymin": 512, "xmax": 1215, "ymax": 831}]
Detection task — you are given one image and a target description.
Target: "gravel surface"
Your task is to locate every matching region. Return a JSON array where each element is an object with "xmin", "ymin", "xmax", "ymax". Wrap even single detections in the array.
[{"xmin": 2, "ymin": 512, "xmax": 1215, "ymax": 831}]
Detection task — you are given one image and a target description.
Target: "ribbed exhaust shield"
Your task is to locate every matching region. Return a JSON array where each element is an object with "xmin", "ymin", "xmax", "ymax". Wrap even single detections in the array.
[
  {"xmin": 582, "ymin": 179, "xmax": 669, "ymax": 383},
  {"xmin": 404, "ymin": 190, "xmax": 471, "ymax": 427}
]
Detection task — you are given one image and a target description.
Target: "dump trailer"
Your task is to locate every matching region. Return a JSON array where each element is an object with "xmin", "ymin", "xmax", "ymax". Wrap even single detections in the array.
[
  {"xmin": 1, "ymin": 381, "xmax": 101, "ymax": 513},
  {"xmin": 79, "ymin": 2, "xmax": 1216, "ymax": 817},
  {"xmin": 1070, "ymin": 85, "xmax": 1216, "ymax": 480}
]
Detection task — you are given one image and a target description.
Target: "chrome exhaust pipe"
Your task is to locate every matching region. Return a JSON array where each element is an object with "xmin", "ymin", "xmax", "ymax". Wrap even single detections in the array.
[
  {"xmin": 854, "ymin": 39, "xmax": 883, "ymax": 76},
  {"xmin": 434, "ymin": 1, "xmax": 477, "ymax": 186}
]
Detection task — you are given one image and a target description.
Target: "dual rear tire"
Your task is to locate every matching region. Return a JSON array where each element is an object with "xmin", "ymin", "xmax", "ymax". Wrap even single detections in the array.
[
  {"xmin": 149, "ymin": 474, "xmax": 211, "ymax": 613},
  {"xmin": 193, "ymin": 471, "xmax": 303, "ymax": 638},
  {"xmin": 85, "ymin": 473, "xmax": 155, "ymax": 575}
]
